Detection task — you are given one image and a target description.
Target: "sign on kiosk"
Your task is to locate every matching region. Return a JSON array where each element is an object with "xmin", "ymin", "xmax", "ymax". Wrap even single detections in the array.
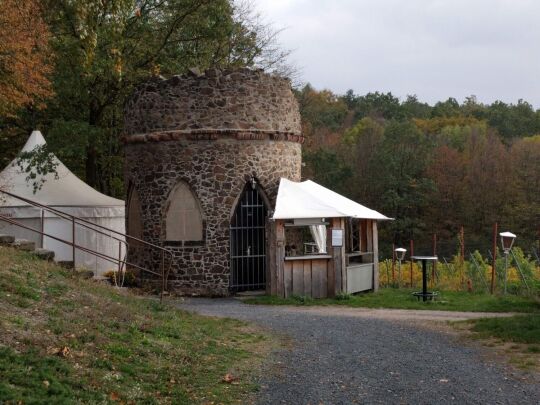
[{"xmin": 331, "ymin": 229, "xmax": 343, "ymax": 247}]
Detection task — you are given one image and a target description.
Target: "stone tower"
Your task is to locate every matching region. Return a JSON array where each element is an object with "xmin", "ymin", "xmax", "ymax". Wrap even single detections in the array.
[{"xmin": 123, "ymin": 68, "xmax": 302, "ymax": 295}]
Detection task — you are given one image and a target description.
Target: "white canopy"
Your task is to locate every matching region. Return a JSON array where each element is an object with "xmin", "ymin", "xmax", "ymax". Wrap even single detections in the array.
[
  {"xmin": 272, "ymin": 178, "xmax": 391, "ymax": 220},
  {"xmin": 0, "ymin": 130, "xmax": 125, "ymax": 276},
  {"xmin": 0, "ymin": 130, "xmax": 123, "ymax": 210}
]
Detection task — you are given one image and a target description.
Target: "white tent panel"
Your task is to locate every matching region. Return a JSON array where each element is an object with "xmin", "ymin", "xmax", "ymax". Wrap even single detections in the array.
[
  {"xmin": 0, "ymin": 130, "xmax": 126, "ymax": 276},
  {"xmin": 0, "ymin": 217, "xmax": 42, "ymax": 246},
  {"xmin": 273, "ymin": 178, "xmax": 391, "ymax": 220},
  {"xmin": 0, "ymin": 131, "xmax": 123, "ymax": 207}
]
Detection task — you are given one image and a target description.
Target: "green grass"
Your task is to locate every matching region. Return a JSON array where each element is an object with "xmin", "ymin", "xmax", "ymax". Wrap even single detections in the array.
[
  {"xmin": 470, "ymin": 315, "xmax": 540, "ymax": 344},
  {"xmin": 245, "ymin": 288, "xmax": 540, "ymax": 313},
  {"xmin": 0, "ymin": 246, "xmax": 269, "ymax": 404}
]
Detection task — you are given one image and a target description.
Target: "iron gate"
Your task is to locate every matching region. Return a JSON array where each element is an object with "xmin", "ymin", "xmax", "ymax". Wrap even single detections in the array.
[{"xmin": 230, "ymin": 184, "xmax": 267, "ymax": 291}]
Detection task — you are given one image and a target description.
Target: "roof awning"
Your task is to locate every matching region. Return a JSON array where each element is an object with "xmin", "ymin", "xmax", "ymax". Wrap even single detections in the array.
[{"xmin": 272, "ymin": 178, "xmax": 391, "ymax": 220}]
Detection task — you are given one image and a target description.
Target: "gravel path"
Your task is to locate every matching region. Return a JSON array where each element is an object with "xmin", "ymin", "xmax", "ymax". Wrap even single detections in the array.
[{"xmin": 178, "ymin": 298, "xmax": 540, "ymax": 404}]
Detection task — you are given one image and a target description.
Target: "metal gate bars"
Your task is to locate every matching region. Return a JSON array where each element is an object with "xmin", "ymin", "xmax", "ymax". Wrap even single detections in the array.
[{"xmin": 230, "ymin": 183, "xmax": 267, "ymax": 291}]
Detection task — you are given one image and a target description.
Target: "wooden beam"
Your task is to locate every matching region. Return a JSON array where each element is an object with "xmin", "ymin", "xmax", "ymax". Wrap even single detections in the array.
[
  {"xmin": 275, "ymin": 220, "xmax": 285, "ymax": 297},
  {"xmin": 372, "ymin": 221, "xmax": 379, "ymax": 292},
  {"xmin": 332, "ymin": 218, "xmax": 342, "ymax": 295},
  {"xmin": 340, "ymin": 218, "xmax": 347, "ymax": 294}
]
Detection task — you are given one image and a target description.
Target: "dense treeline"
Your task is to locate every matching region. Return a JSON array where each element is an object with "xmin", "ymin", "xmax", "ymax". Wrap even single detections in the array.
[
  {"xmin": 299, "ymin": 86, "xmax": 540, "ymax": 255},
  {"xmin": 0, "ymin": 1, "xmax": 538, "ymax": 257}
]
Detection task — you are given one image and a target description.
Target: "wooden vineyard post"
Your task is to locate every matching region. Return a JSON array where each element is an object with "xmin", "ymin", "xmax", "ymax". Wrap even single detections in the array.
[
  {"xmin": 432, "ymin": 233, "xmax": 437, "ymax": 288},
  {"xmin": 491, "ymin": 222, "xmax": 497, "ymax": 294},
  {"xmin": 460, "ymin": 226, "xmax": 465, "ymax": 288}
]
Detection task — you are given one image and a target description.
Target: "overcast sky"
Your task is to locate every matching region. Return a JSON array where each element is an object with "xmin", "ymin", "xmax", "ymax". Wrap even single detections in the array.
[{"xmin": 253, "ymin": 0, "xmax": 540, "ymax": 107}]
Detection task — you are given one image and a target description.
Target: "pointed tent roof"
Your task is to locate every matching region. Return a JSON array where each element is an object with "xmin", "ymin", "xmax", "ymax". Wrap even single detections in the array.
[
  {"xmin": 0, "ymin": 130, "xmax": 124, "ymax": 207},
  {"xmin": 272, "ymin": 178, "xmax": 391, "ymax": 220}
]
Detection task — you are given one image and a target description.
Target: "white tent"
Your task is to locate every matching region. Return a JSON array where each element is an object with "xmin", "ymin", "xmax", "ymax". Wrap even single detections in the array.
[
  {"xmin": 273, "ymin": 178, "xmax": 391, "ymax": 220},
  {"xmin": 0, "ymin": 130, "xmax": 125, "ymax": 276}
]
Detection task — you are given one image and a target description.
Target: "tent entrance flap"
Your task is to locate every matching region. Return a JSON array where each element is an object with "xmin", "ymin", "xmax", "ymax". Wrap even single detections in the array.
[{"xmin": 229, "ymin": 185, "xmax": 267, "ymax": 291}]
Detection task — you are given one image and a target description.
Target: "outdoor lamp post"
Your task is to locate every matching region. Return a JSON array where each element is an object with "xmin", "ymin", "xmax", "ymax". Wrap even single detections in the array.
[
  {"xmin": 395, "ymin": 247, "xmax": 407, "ymax": 288},
  {"xmin": 499, "ymin": 231, "xmax": 516, "ymax": 295}
]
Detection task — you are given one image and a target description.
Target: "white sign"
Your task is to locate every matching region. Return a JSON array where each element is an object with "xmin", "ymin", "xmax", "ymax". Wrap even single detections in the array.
[{"xmin": 332, "ymin": 229, "xmax": 343, "ymax": 247}]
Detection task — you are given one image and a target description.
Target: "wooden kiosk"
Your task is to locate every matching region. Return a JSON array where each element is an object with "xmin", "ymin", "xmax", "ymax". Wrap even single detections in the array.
[{"xmin": 268, "ymin": 179, "xmax": 391, "ymax": 298}]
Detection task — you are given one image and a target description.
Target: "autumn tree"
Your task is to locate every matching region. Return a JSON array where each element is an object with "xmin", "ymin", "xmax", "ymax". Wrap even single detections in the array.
[
  {"xmin": 509, "ymin": 135, "xmax": 540, "ymax": 246},
  {"xmin": 0, "ymin": 0, "xmax": 53, "ymax": 116},
  {"xmin": 13, "ymin": 0, "xmax": 293, "ymax": 196}
]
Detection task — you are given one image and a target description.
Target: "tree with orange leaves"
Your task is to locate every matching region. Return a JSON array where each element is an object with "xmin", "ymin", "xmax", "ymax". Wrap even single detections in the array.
[{"xmin": 0, "ymin": 0, "xmax": 53, "ymax": 116}]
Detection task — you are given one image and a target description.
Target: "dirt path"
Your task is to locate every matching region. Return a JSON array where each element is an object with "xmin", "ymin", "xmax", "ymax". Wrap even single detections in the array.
[
  {"xmin": 178, "ymin": 298, "xmax": 540, "ymax": 404},
  {"xmin": 270, "ymin": 305, "xmax": 518, "ymax": 322}
]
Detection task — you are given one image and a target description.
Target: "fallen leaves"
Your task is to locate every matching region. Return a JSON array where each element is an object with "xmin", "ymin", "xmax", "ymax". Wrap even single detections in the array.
[
  {"xmin": 222, "ymin": 373, "xmax": 239, "ymax": 384},
  {"xmin": 47, "ymin": 346, "xmax": 70, "ymax": 357}
]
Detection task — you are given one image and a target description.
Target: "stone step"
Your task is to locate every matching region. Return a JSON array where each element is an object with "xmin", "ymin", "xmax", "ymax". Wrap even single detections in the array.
[
  {"xmin": 0, "ymin": 234, "xmax": 15, "ymax": 245},
  {"xmin": 33, "ymin": 248, "xmax": 55, "ymax": 261},
  {"xmin": 58, "ymin": 260, "xmax": 74, "ymax": 269},
  {"xmin": 12, "ymin": 239, "xmax": 35, "ymax": 251},
  {"xmin": 74, "ymin": 269, "xmax": 94, "ymax": 279}
]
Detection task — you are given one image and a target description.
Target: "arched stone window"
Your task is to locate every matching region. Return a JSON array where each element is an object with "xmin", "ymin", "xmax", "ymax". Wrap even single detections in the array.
[
  {"xmin": 164, "ymin": 182, "xmax": 203, "ymax": 242},
  {"xmin": 127, "ymin": 185, "xmax": 143, "ymax": 242}
]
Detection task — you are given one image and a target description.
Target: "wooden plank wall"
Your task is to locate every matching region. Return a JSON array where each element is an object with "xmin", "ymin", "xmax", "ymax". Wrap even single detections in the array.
[{"xmin": 283, "ymin": 259, "xmax": 329, "ymax": 298}]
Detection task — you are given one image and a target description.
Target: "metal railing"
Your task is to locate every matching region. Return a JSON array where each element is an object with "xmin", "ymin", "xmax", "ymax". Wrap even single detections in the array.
[{"xmin": 0, "ymin": 188, "xmax": 173, "ymax": 302}]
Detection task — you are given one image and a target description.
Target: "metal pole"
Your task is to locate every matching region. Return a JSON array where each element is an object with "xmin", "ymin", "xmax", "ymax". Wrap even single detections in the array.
[
  {"xmin": 72, "ymin": 217, "xmax": 76, "ymax": 269},
  {"xmin": 491, "ymin": 222, "xmax": 497, "ymax": 294},
  {"xmin": 118, "ymin": 240, "xmax": 122, "ymax": 273},
  {"xmin": 160, "ymin": 250, "xmax": 165, "ymax": 304},
  {"xmin": 40, "ymin": 209, "xmax": 44, "ymax": 248},
  {"xmin": 422, "ymin": 260, "xmax": 427, "ymax": 302},
  {"xmin": 391, "ymin": 243, "xmax": 396, "ymax": 286},
  {"xmin": 397, "ymin": 259, "xmax": 400, "ymax": 288},
  {"xmin": 386, "ymin": 260, "xmax": 390, "ymax": 287},
  {"xmin": 504, "ymin": 252, "xmax": 508, "ymax": 295},
  {"xmin": 410, "ymin": 239, "xmax": 414, "ymax": 287}
]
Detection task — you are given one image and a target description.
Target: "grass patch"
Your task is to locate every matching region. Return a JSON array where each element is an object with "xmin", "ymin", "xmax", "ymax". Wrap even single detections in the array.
[
  {"xmin": 470, "ymin": 315, "xmax": 540, "ymax": 344},
  {"xmin": 245, "ymin": 288, "xmax": 540, "ymax": 313},
  {"xmin": 0, "ymin": 246, "xmax": 270, "ymax": 404}
]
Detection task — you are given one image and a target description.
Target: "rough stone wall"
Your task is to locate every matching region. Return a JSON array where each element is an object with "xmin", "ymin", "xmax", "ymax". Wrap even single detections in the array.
[
  {"xmin": 125, "ymin": 138, "xmax": 301, "ymax": 295},
  {"xmin": 124, "ymin": 68, "xmax": 303, "ymax": 295},
  {"xmin": 123, "ymin": 68, "xmax": 301, "ymax": 138}
]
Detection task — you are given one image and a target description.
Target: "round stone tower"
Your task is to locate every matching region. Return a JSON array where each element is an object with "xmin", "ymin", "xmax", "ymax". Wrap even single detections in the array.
[{"xmin": 123, "ymin": 68, "xmax": 302, "ymax": 295}]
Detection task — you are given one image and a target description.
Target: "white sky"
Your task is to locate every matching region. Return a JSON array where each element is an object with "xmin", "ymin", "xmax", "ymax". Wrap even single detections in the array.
[{"xmin": 253, "ymin": 0, "xmax": 540, "ymax": 107}]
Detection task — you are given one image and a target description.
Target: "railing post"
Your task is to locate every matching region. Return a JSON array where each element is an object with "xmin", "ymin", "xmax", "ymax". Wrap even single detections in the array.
[
  {"xmin": 72, "ymin": 217, "xmax": 76, "ymax": 269},
  {"xmin": 118, "ymin": 240, "xmax": 122, "ymax": 274},
  {"xmin": 40, "ymin": 209, "xmax": 44, "ymax": 248},
  {"xmin": 160, "ymin": 250, "xmax": 165, "ymax": 304}
]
